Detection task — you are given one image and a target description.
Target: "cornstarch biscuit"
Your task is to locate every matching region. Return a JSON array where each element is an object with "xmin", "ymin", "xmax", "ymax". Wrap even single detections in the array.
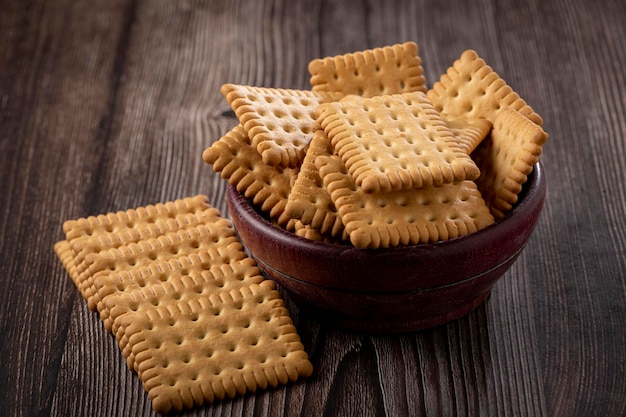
[
  {"xmin": 472, "ymin": 107, "xmax": 548, "ymax": 218},
  {"xmin": 427, "ymin": 49, "xmax": 543, "ymax": 126},
  {"xmin": 63, "ymin": 195, "xmax": 211, "ymax": 242},
  {"xmin": 62, "ymin": 195, "xmax": 217, "ymax": 300},
  {"xmin": 94, "ymin": 253, "xmax": 257, "ymax": 333},
  {"xmin": 444, "ymin": 117, "xmax": 492, "ymax": 154},
  {"xmin": 94, "ymin": 254, "xmax": 213, "ymax": 331},
  {"xmin": 122, "ymin": 282, "xmax": 313, "ymax": 414},
  {"xmin": 55, "ymin": 195, "xmax": 314, "ymax": 412},
  {"xmin": 67, "ymin": 210, "xmax": 218, "ymax": 275},
  {"xmin": 316, "ymin": 153, "xmax": 494, "ymax": 249},
  {"xmin": 284, "ymin": 129, "xmax": 344, "ymax": 237},
  {"xmin": 203, "ymin": 124, "xmax": 298, "ymax": 225},
  {"xmin": 309, "ymin": 41, "xmax": 427, "ymax": 97},
  {"xmin": 221, "ymin": 84, "xmax": 341, "ymax": 167},
  {"xmin": 316, "ymin": 91, "xmax": 480, "ymax": 193},
  {"xmin": 81, "ymin": 223, "xmax": 242, "ymax": 311},
  {"xmin": 106, "ymin": 258, "xmax": 265, "ymax": 370}
]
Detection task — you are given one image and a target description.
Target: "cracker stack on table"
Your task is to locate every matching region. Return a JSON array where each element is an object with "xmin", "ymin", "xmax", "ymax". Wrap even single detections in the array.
[
  {"xmin": 204, "ymin": 41, "xmax": 548, "ymax": 249},
  {"xmin": 54, "ymin": 195, "xmax": 312, "ymax": 414}
]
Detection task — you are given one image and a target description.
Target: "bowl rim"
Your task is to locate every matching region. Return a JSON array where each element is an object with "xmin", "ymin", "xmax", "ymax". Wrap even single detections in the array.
[{"xmin": 227, "ymin": 161, "xmax": 545, "ymax": 253}]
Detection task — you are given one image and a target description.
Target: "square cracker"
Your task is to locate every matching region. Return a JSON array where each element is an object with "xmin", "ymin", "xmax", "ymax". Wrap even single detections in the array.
[
  {"xmin": 62, "ymin": 195, "xmax": 220, "ymax": 298},
  {"xmin": 94, "ymin": 251, "xmax": 260, "ymax": 333},
  {"xmin": 221, "ymin": 84, "xmax": 341, "ymax": 168},
  {"xmin": 63, "ymin": 195, "xmax": 212, "ymax": 242},
  {"xmin": 316, "ymin": 91, "xmax": 480, "ymax": 194},
  {"xmin": 472, "ymin": 107, "xmax": 548, "ymax": 218},
  {"xmin": 80, "ymin": 223, "xmax": 243, "ymax": 311},
  {"xmin": 284, "ymin": 129, "xmax": 344, "ymax": 238},
  {"xmin": 101, "ymin": 258, "xmax": 265, "ymax": 369},
  {"xmin": 427, "ymin": 49, "xmax": 543, "ymax": 126},
  {"xmin": 308, "ymin": 41, "xmax": 427, "ymax": 97},
  {"xmin": 315, "ymin": 152, "xmax": 494, "ymax": 249},
  {"xmin": 122, "ymin": 282, "xmax": 313, "ymax": 414},
  {"xmin": 203, "ymin": 124, "xmax": 298, "ymax": 225}
]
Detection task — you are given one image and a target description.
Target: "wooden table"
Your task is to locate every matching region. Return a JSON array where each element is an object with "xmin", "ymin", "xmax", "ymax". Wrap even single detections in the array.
[{"xmin": 2, "ymin": 0, "xmax": 625, "ymax": 415}]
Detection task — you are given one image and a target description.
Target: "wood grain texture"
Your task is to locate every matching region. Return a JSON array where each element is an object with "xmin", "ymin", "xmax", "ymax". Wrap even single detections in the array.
[{"xmin": 1, "ymin": 0, "xmax": 625, "ymax": 416}]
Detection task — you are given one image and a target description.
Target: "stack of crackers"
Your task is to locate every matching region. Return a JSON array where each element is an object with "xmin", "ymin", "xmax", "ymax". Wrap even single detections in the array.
[
  {"xmin": 204, "ymin": 42, "xmax": 548, "ymax": 248},
  {"xmin": 54, "ymin": 195, "xmax": 312, "ymax": 413}
]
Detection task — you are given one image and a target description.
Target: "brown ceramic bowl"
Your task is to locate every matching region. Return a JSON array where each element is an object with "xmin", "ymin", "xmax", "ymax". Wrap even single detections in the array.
[{"xmin": 227, "ymin": 163, "xmax": 546, "ymax": 333}]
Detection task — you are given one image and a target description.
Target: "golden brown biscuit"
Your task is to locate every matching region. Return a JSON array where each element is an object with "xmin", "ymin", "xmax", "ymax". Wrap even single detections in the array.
[
  {"xmin": 106, "ymin": 257, "xmax": 266, "ymax": 370},
  {"xmin": 62, "ymin": 195, "xmax": 216, "ymax": 299},
  {"xmin": 317, "ymin": 91, "xmax": 480, "ymax": 193},
  {"xmin": 55, "ymin": 195, "xmax": 314, "ymax": 414},
  {"xmin": 81, "ymin": 223, "xmax": 242, "ymax": 311},
  {"xmin": 309, "ymin": 41, "xmax": 427, "ymax": 97},
  {"xmin": 221, "ymin": 84, "xmax": 341, "ymax": 167},
  {"xmin": 316, "ymin": 152, "xmax": 494, "ymax": 248},
  {"xmin": 472, "ymin": 107, "xmax": 548, "ymax": 218},
  {"xmin": 123, "ymin": 283, "xmax": 313, "ymax": 413},
  {"xmin": 427, "ymin": 49, "xmax": 543, "ymax": 126},
  {"xmin": 284, "ymin": 129, "xmax": 344, "ymax": 237},
  {"xmin": 203, "ymin": 125, "xmax": 298, "ymax": 225}
]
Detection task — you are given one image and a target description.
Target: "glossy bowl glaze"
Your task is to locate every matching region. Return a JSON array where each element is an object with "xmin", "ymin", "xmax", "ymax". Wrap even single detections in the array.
[{"xmin": 227, "ymin": 163, "xmax": 546, "ymax": 333}]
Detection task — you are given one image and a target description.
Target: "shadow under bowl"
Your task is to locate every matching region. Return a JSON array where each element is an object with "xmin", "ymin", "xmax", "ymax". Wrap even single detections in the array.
[{"xmin": 227, "ymin": 163, "xmax": 546, "ymax": 333}]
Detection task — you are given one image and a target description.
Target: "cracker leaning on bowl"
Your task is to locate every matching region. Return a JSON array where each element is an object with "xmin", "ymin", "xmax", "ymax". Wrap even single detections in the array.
[
  {"xmin": 472, "ymin": 107, "xmax": 548, "ymax": 218},
  {"xmin": 426, "ymin": 49, "xmax": 544, "ymax": 126}
]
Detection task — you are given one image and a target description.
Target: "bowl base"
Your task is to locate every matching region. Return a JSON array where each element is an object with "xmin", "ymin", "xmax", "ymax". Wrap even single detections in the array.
[{"xmin": 284, "ymin": 289, "xmax": 492, "ymax": 334}]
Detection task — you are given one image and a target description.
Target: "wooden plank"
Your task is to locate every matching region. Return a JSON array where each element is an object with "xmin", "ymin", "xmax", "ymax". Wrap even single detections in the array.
[
  {"xmin": 0, "ymin": 0, "xmax": 135, "ymax": 416},
  {"xmin": 494, "ymin": 0, "xmax": 626, "ymax": 415}
]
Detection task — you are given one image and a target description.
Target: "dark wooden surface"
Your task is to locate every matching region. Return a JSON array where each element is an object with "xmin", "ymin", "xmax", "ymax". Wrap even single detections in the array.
[{"xmin": 1, "ymin": 0, "xmax": 625, "ymax": 416}]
